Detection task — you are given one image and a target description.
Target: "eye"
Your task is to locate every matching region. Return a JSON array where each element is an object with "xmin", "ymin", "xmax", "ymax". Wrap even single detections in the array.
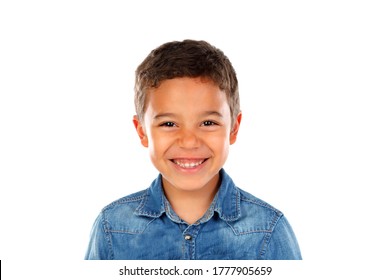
[
  {"xmin": 202, "ymin": 120, "xmax": 217, "ymax": 126},
  {"xmin": 160, "ymin": 122, "xmax": 176, "ymax": 127}
]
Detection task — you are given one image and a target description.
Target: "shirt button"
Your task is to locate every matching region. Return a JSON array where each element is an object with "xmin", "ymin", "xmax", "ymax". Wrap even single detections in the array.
[{"xmin": 184, "ymin": 235, "xmax": 192, "ymax": 240}]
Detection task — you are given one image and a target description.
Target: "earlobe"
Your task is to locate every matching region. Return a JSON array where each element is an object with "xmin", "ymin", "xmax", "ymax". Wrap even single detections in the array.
[
  {"xmin": 133, "ymin": 115, "xmax": 149, "ymax": 147},
  {"xmin": 230, "ymin": 112, "xmax": 242, "ymax": 145}
]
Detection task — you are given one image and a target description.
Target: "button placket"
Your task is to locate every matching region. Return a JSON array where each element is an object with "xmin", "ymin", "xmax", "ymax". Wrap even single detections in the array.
[{"xmin": 182, "ymin": 225, "xmax": 199, "ymax": 259}]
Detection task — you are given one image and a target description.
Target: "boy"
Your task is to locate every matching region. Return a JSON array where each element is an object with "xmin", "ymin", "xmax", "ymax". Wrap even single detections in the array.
[{"xmin": 85, "ymin": 40, "xmax": 302, "ymax": 260}]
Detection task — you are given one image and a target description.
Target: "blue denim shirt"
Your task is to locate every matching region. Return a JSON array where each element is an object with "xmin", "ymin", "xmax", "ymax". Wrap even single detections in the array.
[{"xmin": 85, "ymin": 169, "xmax": 302, "ymax": 260}]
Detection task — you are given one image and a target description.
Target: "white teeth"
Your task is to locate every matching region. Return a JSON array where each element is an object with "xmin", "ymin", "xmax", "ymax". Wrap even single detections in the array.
[{"xmin": 173, "ymin": 160, "xmax": 204, "ymax": 168}]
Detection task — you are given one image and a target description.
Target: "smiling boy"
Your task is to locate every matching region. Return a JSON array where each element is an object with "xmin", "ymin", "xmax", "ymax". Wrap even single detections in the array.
[{"xmin": 85, "ymin": 40, "xmax": 302, "ymax": 260}]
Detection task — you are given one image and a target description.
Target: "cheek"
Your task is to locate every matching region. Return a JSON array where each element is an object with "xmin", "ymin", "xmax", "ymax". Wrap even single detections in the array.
[
  {"xmin": 207, "ymin": 131, "xmax": 231, "ymax": 151},
  {"xmin": 148, "ymin": 131, "xmax": 171, "ymax": 154}
]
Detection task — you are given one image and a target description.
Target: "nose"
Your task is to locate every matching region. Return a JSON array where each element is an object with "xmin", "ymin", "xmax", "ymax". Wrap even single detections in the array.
[{"xmin": 177, "ymin": 128, "xmax": 200, "ymax": 149}]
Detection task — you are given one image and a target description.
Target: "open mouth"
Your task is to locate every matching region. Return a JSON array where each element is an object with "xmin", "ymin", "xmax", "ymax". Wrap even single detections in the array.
[{"xmin": 170, "ymin": 158, "xmax": 208, "ymax": 169}]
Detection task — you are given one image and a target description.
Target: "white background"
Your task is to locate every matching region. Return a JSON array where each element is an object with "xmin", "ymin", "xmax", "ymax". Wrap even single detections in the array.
[{"xmin": 1, "ymin": 0, "xmax": 389, "ymax": 279}]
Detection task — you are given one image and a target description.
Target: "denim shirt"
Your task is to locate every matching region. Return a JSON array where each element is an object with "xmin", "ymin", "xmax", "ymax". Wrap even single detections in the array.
[{"xmin": 85, "ymin": 169, "xmax": 302, "ymax": 260}]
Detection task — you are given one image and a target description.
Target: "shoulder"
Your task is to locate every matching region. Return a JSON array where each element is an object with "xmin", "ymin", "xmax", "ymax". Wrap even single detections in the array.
[
  {"xmin": 227, "ymin": 187, "xmax": 284, "ymax": 234},
  {"xmin": 100, "ymin": 189, "xmax": 148, "ymax": 217},
  {"xmin": 238, "ymin": 187, "xmax": 283, "ymax": 217},
  {"xmin": 218, "ymin": 169, "xmax": 284, "ymax": 232}
]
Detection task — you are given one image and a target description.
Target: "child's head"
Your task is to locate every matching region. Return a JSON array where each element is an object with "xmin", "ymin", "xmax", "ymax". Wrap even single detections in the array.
[
  {"xmin": 134, "ymin": 40, "xmax": 240, "ymax": 126},
  {"xmin": 133, "ymin": 40, "xmax": 242, "ymax": 194}
]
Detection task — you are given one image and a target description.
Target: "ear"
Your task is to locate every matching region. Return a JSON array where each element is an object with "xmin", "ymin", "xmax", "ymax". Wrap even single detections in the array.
[
  {"xmin": 133, "ymin": 115, "xmax": 149, "ymax": 147},
  {"xmin": 229, "ymin": 112, "xmax": 242, "ymax": 145}
]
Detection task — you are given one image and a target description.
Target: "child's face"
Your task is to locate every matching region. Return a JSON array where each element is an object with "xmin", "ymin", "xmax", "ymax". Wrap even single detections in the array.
[{"xmin": 133, "ymin": 77, "xmax": 241, "ymax": 194}]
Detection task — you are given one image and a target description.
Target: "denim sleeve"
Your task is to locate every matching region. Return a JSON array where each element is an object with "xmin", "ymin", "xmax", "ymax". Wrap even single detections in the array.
[
  {"xmin": 262, "ymin": 215, "xmax": 302, "ymax": 260},
  {"xmin": 84, "ymin": 212, "xmax": 112, "ymax": 260}
]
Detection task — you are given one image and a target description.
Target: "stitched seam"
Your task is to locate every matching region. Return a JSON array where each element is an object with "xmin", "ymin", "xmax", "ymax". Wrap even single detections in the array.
[
  {"xmin": 102, "ymin": 211, "xmax": 114, "ymax": 260},
  {"xmin": 115, "ymin": 194, "xmax": 146, "ymax": 204},
  {"xmin": 237, "ymin": 229, "xmax": 272, "ymax": 234},
  {"xmin": 259, "ymin": 212, "xmax": 283, "ymax": 259},
  {"xmin": 225, "ymin": 221, "xmax": 271, "ymax": 235},
  {"xmin": 106, "ymin": 218, "xmax": 156, "ymax": 235},
  {"xmin": 225, "ymin": 221, "xmax": 273, "ymax": 235},
  {"xmin": 116, "ymin": 195, "xmax": 145, "ymax": 203},
  {"xmin": 135, "ymin": 193, "xmax": 163, "ymax": 217},
  {"xmin": 103, "ymin": 193, "xmax": 147, "ymax": 212},
  {"xmin": 270, "ymin": 212, "xmax": 282, "ymax": 229},
  {"xmin": 240, "ymin": 197, "xmax": 281, "ymax": 213},
  {"xmin": 236, "ymin": 189, "xmax": 241, "ymax": 217},
  {"xmin": 107, "ymin": 230, "xmax": 142, "ymax": 234},
  {"xmin": 259, "ymin": 232, "xmax": 271, "ymax": 259}
]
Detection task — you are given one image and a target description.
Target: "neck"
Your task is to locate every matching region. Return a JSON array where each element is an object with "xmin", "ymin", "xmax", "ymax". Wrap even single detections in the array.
[{"xmin": 162, "ymin": 174, "xmax": 220, "ymax": 225}]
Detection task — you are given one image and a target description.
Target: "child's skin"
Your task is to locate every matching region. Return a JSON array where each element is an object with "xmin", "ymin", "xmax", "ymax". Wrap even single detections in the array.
[{"xmin": 133, "ymin": 77, "xmax": 242, "ymax": 224}]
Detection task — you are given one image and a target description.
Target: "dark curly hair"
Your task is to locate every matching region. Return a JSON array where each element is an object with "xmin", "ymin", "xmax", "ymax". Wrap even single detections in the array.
[{"xmin": 134, "ymin": 40, "xmax": 240, "ymax": 126}]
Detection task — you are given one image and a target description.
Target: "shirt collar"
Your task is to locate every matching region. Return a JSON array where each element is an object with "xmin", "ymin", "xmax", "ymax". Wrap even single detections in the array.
[
  {"xmin": 134, "ymin": 174, "xmax": 166, "ymax": 218},
  {"xmin": 213, "ymin": 168, "xmax": 241, "ymax": 221},
  {"xmin": 135, "ymin": 168, "xmax": 241, "ymax": 222}
]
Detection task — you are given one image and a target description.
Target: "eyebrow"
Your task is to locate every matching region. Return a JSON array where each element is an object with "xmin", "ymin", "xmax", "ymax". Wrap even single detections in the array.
[{"xmin": 153, "ymin": 111, "xmax": 223, "ymax": 120}]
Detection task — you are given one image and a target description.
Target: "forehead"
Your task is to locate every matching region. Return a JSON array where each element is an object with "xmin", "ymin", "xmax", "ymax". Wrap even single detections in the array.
[{"xmin": 145, "ymin": 77, "xmax": 230, "ymax": 114}]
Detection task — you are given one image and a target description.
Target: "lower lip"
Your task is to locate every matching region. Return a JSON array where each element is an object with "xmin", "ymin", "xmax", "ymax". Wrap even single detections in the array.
[{"xmin": 170, "ymin": 159, "xmax": 208, "ymax": 173}]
